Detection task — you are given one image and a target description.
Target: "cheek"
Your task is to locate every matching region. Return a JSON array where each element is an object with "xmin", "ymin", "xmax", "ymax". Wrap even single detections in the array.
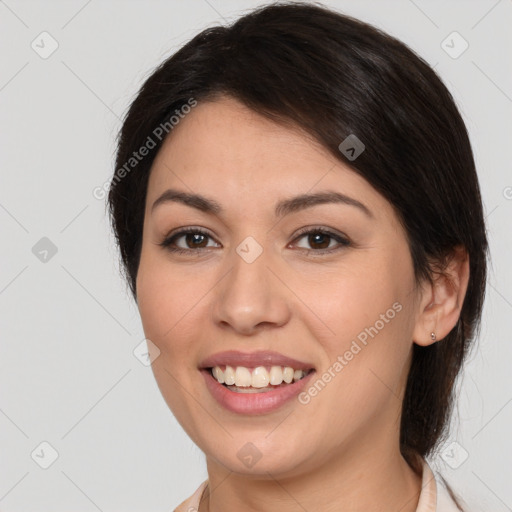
[
  {"xmin": 292, "ymin": 259, "xmax": 403, "ymax": 340},
  {"xmin": 293, "ymin": 257, "xmax": 414, "ymax": 398},
  {"xmin": 136, "ymin": 252, "xmax": 210, "ymax": 431},
  {"xmin": 136, "ymin": 251, "xmax": 184, "ymax": 351},
  {"xmin": 136, "ymin": 249, "xmax": 216, "ymax": 365}
]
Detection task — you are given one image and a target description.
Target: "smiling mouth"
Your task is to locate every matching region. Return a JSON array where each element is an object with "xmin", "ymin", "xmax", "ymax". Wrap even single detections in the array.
[{"xmin": 206, "ymin": 366, "xmax": 315, "ymax": 393}]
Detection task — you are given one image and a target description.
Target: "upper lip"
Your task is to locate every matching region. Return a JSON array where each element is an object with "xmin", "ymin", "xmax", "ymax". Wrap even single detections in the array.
[{"xmin": 199, "ymin": 350, "xmax": 315, "ymax": 370}]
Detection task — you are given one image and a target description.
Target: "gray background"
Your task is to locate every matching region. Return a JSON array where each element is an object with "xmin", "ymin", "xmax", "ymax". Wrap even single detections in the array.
[{"xmin": 0, "ymin": 0, "xmax": 511, "ymax": 510}]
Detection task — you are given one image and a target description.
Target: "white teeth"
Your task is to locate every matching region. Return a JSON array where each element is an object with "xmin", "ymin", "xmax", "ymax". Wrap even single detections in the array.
[
  {"xmin": 283, "ymin": 367, "xmax": 294, "ymax": 384},
  {"xmin": 223, "ymin": 365, "xmax": 235, "ymax": 385},
  {"xmin": 269, "ymin": 366, "xmax": 283, "ymax": 385},
  {"xmin": 252, "ymin": 366, "xmax": 270, "ymax": 388},
  {"xmin": 235, "ymin": 366, "xmax": 252, "ymax": 387},
  {"xmin": 210, "ymin": 365, "xmax": 311, "ymax": 388},
  {"xmin": 212, "ymin": 366, "xmax": 224, "ymax": 384}
]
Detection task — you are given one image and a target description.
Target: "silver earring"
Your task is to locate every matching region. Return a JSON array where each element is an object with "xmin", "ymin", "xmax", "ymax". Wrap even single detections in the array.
[{"xmin": 430, "ymin": 332, "xmax": 436, "ymax": 341}]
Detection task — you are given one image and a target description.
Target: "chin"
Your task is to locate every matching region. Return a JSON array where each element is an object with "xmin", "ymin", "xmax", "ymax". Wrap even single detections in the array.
[{"xmin": 203, "ymin": 435, "xmax": 317, "ymax": 479}]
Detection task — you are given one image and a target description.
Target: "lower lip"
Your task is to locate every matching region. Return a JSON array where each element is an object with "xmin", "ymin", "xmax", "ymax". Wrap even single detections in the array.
[{"xmin": 200, "ymin": 368, "xmax": 316, "ymax": 415}]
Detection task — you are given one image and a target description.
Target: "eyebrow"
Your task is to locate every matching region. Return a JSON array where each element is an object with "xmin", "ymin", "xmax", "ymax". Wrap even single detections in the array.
[{"xmin": 151, "ymin": 188, "xmax": 373, "ymax": 218}]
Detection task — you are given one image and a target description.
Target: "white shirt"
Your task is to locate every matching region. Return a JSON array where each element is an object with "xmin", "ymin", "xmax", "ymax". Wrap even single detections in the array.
[{"xmin": 173, "ymin": 458, "xmax": 463, "ymax": 511}]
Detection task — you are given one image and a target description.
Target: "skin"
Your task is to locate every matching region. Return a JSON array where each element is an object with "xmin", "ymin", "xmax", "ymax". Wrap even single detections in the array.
[{"xmin": 136, "ymin": 96, "xmax": 469, "ymax": 512}]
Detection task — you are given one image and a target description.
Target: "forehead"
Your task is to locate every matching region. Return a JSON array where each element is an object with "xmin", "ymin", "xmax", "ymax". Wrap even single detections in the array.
[
  {"xmin": 146, "ymin": 96, "xmax": 390, "ymax": 220},
  {"xmin": 151, "ymin": 97, "xmax": 329, "ymax": 177}
]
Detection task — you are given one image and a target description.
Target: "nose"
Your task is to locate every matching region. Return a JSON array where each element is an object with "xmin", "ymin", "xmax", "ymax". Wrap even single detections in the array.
[{"xmin": 211, "ymin": 246, "xmax": 292, "ymax": 336}]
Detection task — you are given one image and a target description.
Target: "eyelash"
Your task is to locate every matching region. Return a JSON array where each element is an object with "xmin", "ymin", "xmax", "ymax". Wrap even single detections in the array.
[{"xmin": 158, "ymin": 226, "xmax": 351, "ymax": 256}]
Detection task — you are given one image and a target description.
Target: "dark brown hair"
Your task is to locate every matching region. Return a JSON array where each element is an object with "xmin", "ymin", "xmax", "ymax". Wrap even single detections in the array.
[{"xmin": 107, "ymin": 2, "xmax": 488, "ymax": 508}]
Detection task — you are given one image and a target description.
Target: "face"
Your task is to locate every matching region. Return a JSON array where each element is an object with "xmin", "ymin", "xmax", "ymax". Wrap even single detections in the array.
[{"xmin": 136, "ymin": 96, "xmax": 423, "ymax": 478}]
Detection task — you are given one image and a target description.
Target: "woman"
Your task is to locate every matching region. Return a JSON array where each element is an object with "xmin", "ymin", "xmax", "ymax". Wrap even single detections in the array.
[{"xmin": 107, "ymin": 3, "xmax": 488, "ymax": 511}]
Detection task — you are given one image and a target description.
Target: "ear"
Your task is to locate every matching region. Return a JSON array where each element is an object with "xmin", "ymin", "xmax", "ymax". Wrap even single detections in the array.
[{"xmin": 412, "ymin": 245, "xmax": 470, "ymax": 346}]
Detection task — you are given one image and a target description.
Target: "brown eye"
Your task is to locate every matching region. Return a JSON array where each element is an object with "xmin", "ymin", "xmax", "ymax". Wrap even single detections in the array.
[
  {"xmin": 307, "ymin": 232, "xmax": 332, "ymax": 249},
  {"xmin": 184, "ymin": 233, "xmax": 209, "ymax": 248},
  {"xmin": 293, "ymin": 228, "xmax": 350, "ymax": 253},
  {"xmin": 159, "ymin": 228, "xmax": 220, "ymax": 254}
]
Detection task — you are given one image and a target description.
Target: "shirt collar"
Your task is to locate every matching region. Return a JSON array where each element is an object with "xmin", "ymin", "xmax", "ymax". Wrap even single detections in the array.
[{"xmin": 416, "ymin": 458, "xmax": 437, "ymax": 512}]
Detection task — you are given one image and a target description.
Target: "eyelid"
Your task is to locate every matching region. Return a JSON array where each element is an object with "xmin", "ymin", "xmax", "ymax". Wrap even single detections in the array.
[
  {"xmin": 159, "ymin": 225, "xmax": 351, "ymax": 254},
  {"xmin": 291, "ymin": 225, "xmax": 348, "ymax": 240},
  {"xmin": 165, "ymin": 225, "xmax": 217, "ymax": 241},
  {"xmin": 158, "ymin": 226, "xmax": 220, "ymax": 251},
  {"xmin": 289, "ymin": 225, "xmax": 351, "ymax": 253}
]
